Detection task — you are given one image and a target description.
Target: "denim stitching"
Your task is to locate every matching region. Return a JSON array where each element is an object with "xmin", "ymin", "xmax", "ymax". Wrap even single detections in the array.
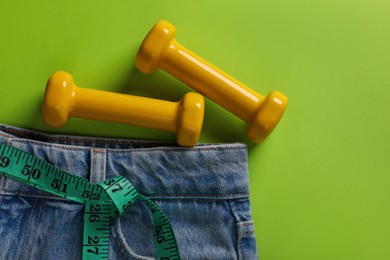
[
  {"xmin": 11, "ymin": 138, "xmax": 246, "ymax": 153},
  {"xmin": 114, "ymin": 217, "xmax": 155, "ymax": 259},
  {"xmin": 109, "ymin": 232, "xmax": 119, "ymax": 258},
  {"xmin": 0, "ymin": 190, "xmax": 250, "ymax": 200},
  {"xmin": 238, "ymin": 231, "xmax": 255, "ymax": 239},
  {"xmin": 0, "ymin": 132, "xmax": 12, "ymax": 139},
  {"xmin": 11, "ymin": 139, "xmax": 88, "ymax": 151},
  {"xmin": 0, "ymin": 173, "xmax": 5, "ymax": 195},
  {"xmin": 111, "ymin": 219, "xmax": 131, "ymax": 259},
  {"xmin": 0, "ymin": 191, "xmax": 69, "ymax": 200},
  {"xmin": 27, "ymin": 199, "xmax": 45, "ymax": 259},
  {"xmin": 148, "ymin": 192, "xmax": 249, "ymax": 197},
  {"xmin": 237, "ymin": 221, "xmax": 255, "ymax": 239},
  {"xmin": 16, "ymin": 198, "xmax": 37, "ymax": 259},
  {"xmin": 0, "ymin": 126, "xmax": 246, "ymax": 148},
  {"xmin": 227, "ymin": 200, "xmax": 241, "ymax": 260}
]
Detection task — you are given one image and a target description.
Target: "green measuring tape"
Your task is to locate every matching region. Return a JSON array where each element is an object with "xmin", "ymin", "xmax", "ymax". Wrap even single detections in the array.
[{"xmin": 0, "ymin": 144, "xmax": 181, "ymax": 260}]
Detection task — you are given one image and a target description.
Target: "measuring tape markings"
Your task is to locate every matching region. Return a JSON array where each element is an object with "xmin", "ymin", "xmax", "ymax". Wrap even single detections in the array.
[{"xmin": 0, "ymin": 144, "xmax": 180, "ymax": 260}]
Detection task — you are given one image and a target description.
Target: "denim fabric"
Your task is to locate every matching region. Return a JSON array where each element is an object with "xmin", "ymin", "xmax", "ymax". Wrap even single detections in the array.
[{"xmin": 0, "ymin": 123, "xmax": 258, "ymax": 260}]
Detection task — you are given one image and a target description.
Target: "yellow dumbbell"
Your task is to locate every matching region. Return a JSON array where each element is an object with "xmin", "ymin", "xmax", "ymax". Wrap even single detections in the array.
[
  {"xmin": 136, "ymin": 20, "xmax": 288, "ymax": 143},
  {"xmin": 42, "ymin": 71, "xmax": 204, "ymax": 147}
]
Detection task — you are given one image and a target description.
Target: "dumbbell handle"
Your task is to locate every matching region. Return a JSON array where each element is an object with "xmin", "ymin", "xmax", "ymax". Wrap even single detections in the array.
[
  {"xmin": 72, "ymin": 87, "xmax": 178, "ymax": 132},
  {"xmin": 159, "ymin": 40, "xmax": 262, "ymax": 123},
  {"xmin": 43, "ymin": 71, "xmax": 205, "ymax": 147},
  {"xmin": 137, "ymin": 21, "xmax": 288, "ymax": 143}
]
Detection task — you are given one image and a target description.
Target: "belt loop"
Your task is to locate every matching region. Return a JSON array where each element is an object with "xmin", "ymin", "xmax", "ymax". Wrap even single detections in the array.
[{"xmin": 90, "ymin": 149, "xmax": 107, "ymax": 184}]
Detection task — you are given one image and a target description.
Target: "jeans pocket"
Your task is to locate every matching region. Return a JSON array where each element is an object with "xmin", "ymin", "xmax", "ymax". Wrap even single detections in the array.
[
  {"xmin": 237, "ymin": 220, "xmax": 258, "ymax": 260},
  {"xmin": 109, "ymin": 201, "xmax": 156, "ymax": 260}
]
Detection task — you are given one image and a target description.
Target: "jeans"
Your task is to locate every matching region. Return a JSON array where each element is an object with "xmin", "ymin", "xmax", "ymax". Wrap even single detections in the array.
[{"xmin": 0, "ymin": 123, "xmax": 258, "ymax": 259}]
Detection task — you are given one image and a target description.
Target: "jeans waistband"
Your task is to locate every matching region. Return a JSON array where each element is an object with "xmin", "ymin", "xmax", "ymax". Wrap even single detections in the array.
[{"xmin": 0, "ymin": 124, "xmax": 250, "ymax": 200}]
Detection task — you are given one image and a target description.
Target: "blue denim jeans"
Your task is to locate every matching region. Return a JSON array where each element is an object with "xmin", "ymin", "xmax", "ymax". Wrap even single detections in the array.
[{"xmin": 0, "ymin": 123, "xmax": 258, "ymax": 259}]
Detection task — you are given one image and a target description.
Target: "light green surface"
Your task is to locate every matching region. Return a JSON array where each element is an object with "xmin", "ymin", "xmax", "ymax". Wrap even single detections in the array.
[{"xmin": 1, "ymin": 1, "xmax": 390, "ymax": 259}]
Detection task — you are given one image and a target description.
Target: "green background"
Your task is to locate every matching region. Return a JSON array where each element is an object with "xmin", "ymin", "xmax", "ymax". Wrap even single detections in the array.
[{"xmin": 1, "ymin": 1, "xmax": 389, "ymax": 259}]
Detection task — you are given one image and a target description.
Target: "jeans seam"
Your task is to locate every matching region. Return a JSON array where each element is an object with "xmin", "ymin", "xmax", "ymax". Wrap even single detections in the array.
[
  {"xmin": 0, "ymin": 126, "xmax": 247, "ymax": 150},
  {"xmin": 11, "ymin": 139, "xmax": 88, "ymax": 151},
  {"xmin": 237, "ymin": 221, "xmax": 255, "ymax": 239},
  {"xmin": 11, "ymin": 138, "xmax": 246, "ymax": 152},
  {"xmin": 26, "ymin": 199, "xmax": 45, "ymax": 259},
  {"xmin": 113, "ymin": 217, "xmax": 155, "ymax": 259},
  {"xmin": 0, "ymin": 174, "xmax": 5, "ymax": 195},
  {"xmin": 147, "ymin": 192, "xmax": 250, "ymax": 198},
  {"xmin": 109, "ymin": 232, "xmax": 118, "ymax": 258},
  {"xmin": 16, "ymin": 198, "xmax": 37, "ymax": 259},
  {"xmin": 239, "ymin": 230, "xmax": 255, "ymax": 238},
  {"xmin": 111, "ymin": 218, "xmax": 130, "ymax": 258},
  {"xmin": 0, "ymin": 191, "xmax": 72, "ymax": 200},
  {"xmin": 228, "ymin": 200, "xmax": 241, "ymax": 260},
  {"xmin": 0, "ymin": 190, "xmax": 250, "ymax": 200}
]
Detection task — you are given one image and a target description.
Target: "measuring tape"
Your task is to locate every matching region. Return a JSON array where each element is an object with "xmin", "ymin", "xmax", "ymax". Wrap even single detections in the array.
[{"xmin": 0, "ymin": 144, "xmax": 181, "ymax": 260}]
